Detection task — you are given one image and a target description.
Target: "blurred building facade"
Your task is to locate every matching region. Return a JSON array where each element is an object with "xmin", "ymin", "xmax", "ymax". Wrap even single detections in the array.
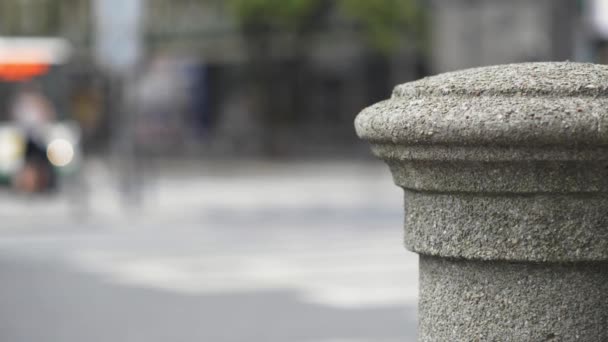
[
  {"xmin": 0, "ymin": 0, "xmax": 598, "ymax": 157},
  {"xmin": 139, "ymin": 0, "xmax": 425, "ymax": 156},
  {"xmin": 429, "ymin": 0, "xmax": 582, "ymax": 73}
]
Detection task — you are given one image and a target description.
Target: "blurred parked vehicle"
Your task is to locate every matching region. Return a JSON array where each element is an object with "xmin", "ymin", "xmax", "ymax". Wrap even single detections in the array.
[
  {"xmin": 0, "ymin": 36, "xmax": 87, "ymax": 196},
  {"xmin": 0, "ymin": 121, "xmax": 82, "ymax": 193}
]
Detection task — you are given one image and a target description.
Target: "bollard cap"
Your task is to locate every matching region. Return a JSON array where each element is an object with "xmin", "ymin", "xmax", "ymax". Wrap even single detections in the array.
[
  {"xmin": 355, "ymin": 62, "xmax": 608, "ymax": 262},
  {"xmin": 356, "ymin": 62, "xmax": 608, "ymax": 148}
]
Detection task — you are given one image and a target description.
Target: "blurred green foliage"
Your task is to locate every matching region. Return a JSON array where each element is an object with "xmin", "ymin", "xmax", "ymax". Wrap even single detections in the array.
[
  {"xmin": 338, "ymin": 0, "xmax": 425, "ymax": 53},
  {"xmin": 227, "ymin": 0, "xmax": 324, "ymax": 31},
  {"xmin": 227, "ymin": 0, "xmax": 426, "ymax": 53}
]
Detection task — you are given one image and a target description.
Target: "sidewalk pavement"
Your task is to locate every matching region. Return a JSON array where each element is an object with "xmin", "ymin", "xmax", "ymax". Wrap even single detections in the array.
[
  {"xmin": 0, "ymin": 158, "xmax": 418, "ymax": 341},
  {"xmin": 0, "ymin": 157, "xmax": 403, "ymax": 228}
]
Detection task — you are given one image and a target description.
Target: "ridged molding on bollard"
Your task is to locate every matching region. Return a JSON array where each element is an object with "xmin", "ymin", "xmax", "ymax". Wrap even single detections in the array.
[{"xmin": 355, "ymin": 62, "xmax": 608, "ymax": 341}]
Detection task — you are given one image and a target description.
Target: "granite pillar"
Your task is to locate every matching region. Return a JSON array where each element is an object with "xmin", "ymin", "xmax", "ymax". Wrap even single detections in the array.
[{"xmin": 355, "ymin": 62, "xmax": 608, "ymax": 341}]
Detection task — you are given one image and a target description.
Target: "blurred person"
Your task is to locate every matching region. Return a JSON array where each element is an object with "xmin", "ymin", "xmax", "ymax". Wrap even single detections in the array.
[
  {"xmin": 10, "ymin": 82, "xmax": 57, "ymax": 193},
  {"xmin": 131, "ymin": 55, "xmax": 189, "ymax": 152},
  {"xmin": 71, "ymin": 84, "xmax": 103, "ymax": 141}
]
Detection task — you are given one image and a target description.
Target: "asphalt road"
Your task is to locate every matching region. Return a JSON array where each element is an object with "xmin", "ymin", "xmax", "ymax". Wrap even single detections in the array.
[{"xmin": 0, "ymin": 160, "xmax": 418, "ymax": 342}]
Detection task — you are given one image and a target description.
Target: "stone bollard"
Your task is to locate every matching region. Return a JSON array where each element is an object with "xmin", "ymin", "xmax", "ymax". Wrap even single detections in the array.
[{"xmin": 355, "ymin": 62, "xmax": 608, "ymax": 341}]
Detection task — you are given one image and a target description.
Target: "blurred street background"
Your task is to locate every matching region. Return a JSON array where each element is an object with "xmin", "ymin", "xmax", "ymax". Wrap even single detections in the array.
[{"xmin": 0, "ymin": 0, "xmax": 606, "ymax": 341}]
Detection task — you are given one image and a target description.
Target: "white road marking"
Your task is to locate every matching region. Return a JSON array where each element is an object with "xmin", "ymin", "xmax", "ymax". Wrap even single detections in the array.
[{"xmin": 71, "ymin": 247, "xmax": 418, "ymax": 309}]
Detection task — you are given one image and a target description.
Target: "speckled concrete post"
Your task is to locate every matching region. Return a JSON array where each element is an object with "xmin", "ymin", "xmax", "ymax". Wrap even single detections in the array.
[{"xmin": 355, "ymin": 62, "xmax": 608, "ymax": 341}]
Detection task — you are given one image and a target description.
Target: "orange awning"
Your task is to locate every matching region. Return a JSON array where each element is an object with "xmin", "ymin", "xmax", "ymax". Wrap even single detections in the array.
[{"xmin": 0, "ymin": 63, "xmax": 49, "ymax": 81}]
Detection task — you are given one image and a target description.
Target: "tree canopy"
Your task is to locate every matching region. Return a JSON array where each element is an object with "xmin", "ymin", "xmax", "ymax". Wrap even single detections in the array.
[
  {"xmin": 228, "ymin": 0, "xmax": 324, "ymax": 31},
  {"xmin": 338, "ymin": 0, "xmax": 424, "ymax": 52},
  {"xmin": 227, "ymin": 0, "xmax": 426, "ymax": 53}
]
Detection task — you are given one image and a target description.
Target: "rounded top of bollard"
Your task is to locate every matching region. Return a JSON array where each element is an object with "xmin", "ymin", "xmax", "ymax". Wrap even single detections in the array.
[
  {"xmin": 392, "ymin": 62, "xmax": 608, "ymax": 98},
  {"xmin": 355, "ymin": 62, "xmax": 608, "ymax": 263},
  {"xmin": 355, "ymin": 62, "xmax": 608, "ymax": 147}
]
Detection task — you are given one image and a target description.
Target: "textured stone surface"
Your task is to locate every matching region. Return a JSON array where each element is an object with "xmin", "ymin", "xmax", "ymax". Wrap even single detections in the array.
[
  {"xmin": 403, "ymin": 190, "xmax": 608, "ymax": 262},
  {"xmin": 392, "ymin": 62, "xmax": 608, "ymax": 98},
  {"xmin": 387, "ymin": 159, "xmax": 608, "ymax": 193},
  {"xmin": 354, "ymin": 62, "xmax": 608, "ymax": 340},
  {"xmin": 355, "ymin": 62, "xmax": 608, "ymax": 148},
  {"xmin": 353, "ymin": 62, "xmax": 608, "ymax": 262},
  {"xmin": 419, "ymin": 256, "xmax": 608, "ymax": 342}
]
